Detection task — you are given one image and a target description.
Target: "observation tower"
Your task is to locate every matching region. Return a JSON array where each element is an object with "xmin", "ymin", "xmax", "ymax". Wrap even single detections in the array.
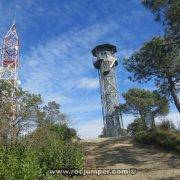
[{"xmin": 92, "ymin": 44, "xmax": 124, "ymax": 137}]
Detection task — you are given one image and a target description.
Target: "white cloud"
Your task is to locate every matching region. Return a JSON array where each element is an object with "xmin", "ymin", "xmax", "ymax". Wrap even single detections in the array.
[
  {"xmin": 167, "ymin": 112, "xmax": 180, "ymax": 121},
  {"xmin": 73, "ymin": 115, "xmax": 134, "ymax": 139},
  {"xmin": 19, "ymin": 21, "xmax": 119, "ymax": 134},
  {"xmin": 21, "ymin": 21, "xmax": 119, "ymax": 95},
  {"xmin": 155, "ymin": 112, "xmax": 180, "ymax": 127},
  {"xmin": 123, "ymin": 112, "xmax": 180, "ymax": 130},
  {"xmin": 123, "ymin": 78, "xmax": 135, "ymax": 86},
  {"xmin": 43, "ymin": 92, "xmax": 71, "ymax": 105},
  {"xmin": 122, "ymin": 115, "xmax": 135, "ymax": 128},
  {"xmin": 73, "ymin": 112, "xmax": 180, "ymax": 139},
  {"xmin": 118, "ymin": 49, "xmax": 134, "ymax": 58},
  {"xmin": 78, "ymin": 78, "xmax": 99, "ymax": 89},
  {"xmin": 74, "ymin": 118, "xmax": 103, "ymax": 139},
  {"xmin": 0, "ymin": 0, "xmax": 86, "ymax": 35}
]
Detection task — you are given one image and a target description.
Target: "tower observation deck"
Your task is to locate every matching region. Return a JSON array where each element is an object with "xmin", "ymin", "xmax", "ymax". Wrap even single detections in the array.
[{"xmin": 92, "ymin": 44, "xmax": 124, "ymax": 137}]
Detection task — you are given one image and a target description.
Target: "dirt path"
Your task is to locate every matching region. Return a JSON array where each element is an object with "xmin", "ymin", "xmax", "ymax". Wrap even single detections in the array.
[{"xmin": 80, "ymin": 137, "xmax": 180, "ymax": 180}]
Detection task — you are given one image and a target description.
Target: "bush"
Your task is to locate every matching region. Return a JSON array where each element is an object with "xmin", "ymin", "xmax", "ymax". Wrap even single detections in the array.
[
  {"xmin": 35, "ymin": 138, "xmax": 64, "ymax": 175},
  {"xmin": 33, "ymin": 124, "xmax": 84, "ymax": 177},
  {"xmin": 127, "ymin": 118, "xmax": 146, "ymax": 136},
  {"xmin": 135, "ymin": 129, "xmax": 180, "ymax": 152},
  {"xmin": 62, "ymin": 143, "xmax": 84, "ymax": 171},
  {"xmin": 157, "ymin": 119, "xmax": 176, "ymax": 131},
  {"xmin": 98, "ymin": 134, "xmax": 104, "ymax": 138},
  {"xmin": 0, "ymin": 124, "xmax": 84, "ymax": 179},
  {"xmin": 50, "ymin": 124, "xmax": 77, "ymax": 141},
  {"xmin": 0, "ymin": 146, "xmax": 41, "ymax": 179}
]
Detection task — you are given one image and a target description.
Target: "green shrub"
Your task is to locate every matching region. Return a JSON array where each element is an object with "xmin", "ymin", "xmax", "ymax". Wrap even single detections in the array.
[
  {"xmin": 135, "ymin": 129, "xmax": 180, "ymax": 152},
  {"xmin": 34, "ymin": 132, "xmax": 84, "ymax": 176},
  {"xmin": 50, "ymin": 124, "xmax": 77, "ymax": 141},
  {"xmin": 35, "ymin": 139, "xmax": 64, "ymax": 175},
  {"xmin": 0, "ymin": 124, "xmax": 84, "ymax": 179},
  {"xmin": 0, "ymin": 146, "xmax": 41, "ymax": 179},
  {"xmin": 98, "ymin": 134, "xmax": 104, "ymax": 138},
  {"xmin": 62, "ymin": 143, "xmax": 84, "ymax": 171},
  {"xmin": 127, "ymin": 118, "xmax": 146, "ymax": 136}
]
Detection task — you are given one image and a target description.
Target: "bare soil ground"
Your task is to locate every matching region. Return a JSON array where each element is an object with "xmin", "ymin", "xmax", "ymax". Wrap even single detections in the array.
[{"xmin": 78, "ymin": 137, "xmax": 180, "ymax": 180}]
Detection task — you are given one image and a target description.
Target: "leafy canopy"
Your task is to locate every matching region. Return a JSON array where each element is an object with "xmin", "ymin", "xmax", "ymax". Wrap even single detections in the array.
[
  {"xmin": 142, "ymin": 0, "xmax": 180, "ymax": 41},
  {"xmin": 124, "ymin": 37, "xmax": 179, "ymax": 89},
  {"xmin": 124, "ymin": 0, "xmax": 180, "ymax": 112},
  {"xmin": 122, "ymin": 88, "xmax": 169, "ymax": 118}
]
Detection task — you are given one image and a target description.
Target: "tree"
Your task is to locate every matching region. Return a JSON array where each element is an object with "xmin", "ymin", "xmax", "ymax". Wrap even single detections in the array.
[
  {"xmin": 0, "ymin": 82, "xmax": 84, "ymax": 178},
  {"xmin": 43, "ymin": 101, "xmax": 68, "ymax": 125},
  {"xmin": 124, "ymin": 1, "xmax": 180, "ymax": 113},
  {"xmin": 50, "ymin": 124, "xmax": 77, "ymax": 142},
  {"xmin": 0, "ymin": 80, "xmax": 42, "ymax": 146},
  {"xmin": 122, "ymin": 88, "xmax": 169, "ymax": 125},
  {"xmin": 124, "ymin": 37, "xmax": 180, "ymax": 112},
  {"xmin": 142, "ymin": 0, "xmax": 180, "ymax": 41},
  {"xmin": 127, "ymin": 118, "xmax": 145, "ymax": 136}
]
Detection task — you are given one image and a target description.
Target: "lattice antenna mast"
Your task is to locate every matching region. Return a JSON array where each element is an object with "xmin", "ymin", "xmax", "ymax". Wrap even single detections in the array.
[
  {"xmin": 1, "ymin": 21, "xmax": 19, "ymax": 87},
  {"xmin": 0, "ymin": 22, "xmax": 20, "ymax": 128},
  {"xmin": 92, "ymin": 44, "xmax": 124, "ymax": 137}
]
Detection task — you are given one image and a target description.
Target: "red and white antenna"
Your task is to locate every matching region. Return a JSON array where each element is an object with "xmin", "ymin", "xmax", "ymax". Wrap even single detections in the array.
[
  {"xmin": 1, "ymin": 20, "xmax": 20, "ymax": 88},
  {"xmin": 0, "ymin": 20, "xmax": 20, "ymax": 127}
]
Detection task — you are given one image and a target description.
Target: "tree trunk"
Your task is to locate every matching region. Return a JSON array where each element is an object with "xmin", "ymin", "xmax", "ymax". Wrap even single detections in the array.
[{"xmin": 169, "ymin": 78, "xmax": 180, "ymax": 113}]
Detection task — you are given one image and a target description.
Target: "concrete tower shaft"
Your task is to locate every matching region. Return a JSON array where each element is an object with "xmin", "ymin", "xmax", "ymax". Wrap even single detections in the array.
[{"xmin": 92, "ymin": 44, "xmax": 123, "ymax": 137}]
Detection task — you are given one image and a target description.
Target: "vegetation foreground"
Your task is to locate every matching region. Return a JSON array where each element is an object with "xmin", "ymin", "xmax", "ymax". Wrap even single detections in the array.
[
  {"xmin": 0, "ymin": 123, "xmax": 85, "ymax": 179},
  {"xmin": 0, "ymin": 80, "xmax": 85, "ymax": 179}
]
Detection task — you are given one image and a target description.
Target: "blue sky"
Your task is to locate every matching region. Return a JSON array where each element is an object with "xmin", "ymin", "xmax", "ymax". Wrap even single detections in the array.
[{"xmin": 0, "ymin": 0, "xmax": 179, "ymax": 138}]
